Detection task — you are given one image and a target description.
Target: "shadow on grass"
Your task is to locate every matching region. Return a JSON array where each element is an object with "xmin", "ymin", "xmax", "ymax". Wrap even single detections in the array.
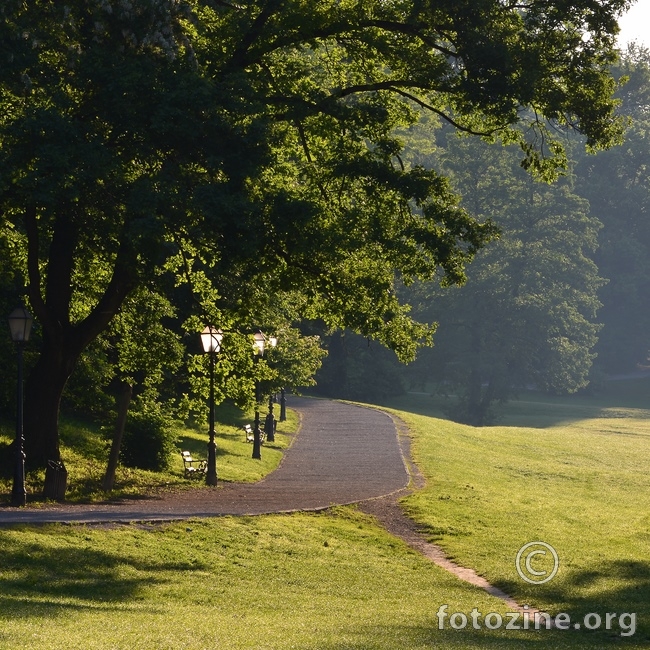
[
  {"xmin": 177, "ymin": 435, "xmax": 241, "ymax": 459},
  {"xmin": 379, "ymin": 377, "xmax": 650, "ymax": 430},
  {"xmin": 490, "ymin": 559, "xmax": 650, "ymax": 645},
  {"xmin": 301, "ymin": 624, "xmax": 637, "ymax": 649},
  {"xmin": 0, "ymin": 537, "xmax": 188, "ymax": 617},
  {"xmin": 300, "ymin": 561, "xmax": 650, "ymax": 648}
]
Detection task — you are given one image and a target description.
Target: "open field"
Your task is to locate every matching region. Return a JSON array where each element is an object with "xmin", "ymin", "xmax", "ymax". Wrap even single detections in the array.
[
  {"xmin": 0, "ymin": 383, "xmax": 647, "ymax": 648},
  {"xmin": 384, "ymin": 379, "xmax": 650, "ymax": 646}
]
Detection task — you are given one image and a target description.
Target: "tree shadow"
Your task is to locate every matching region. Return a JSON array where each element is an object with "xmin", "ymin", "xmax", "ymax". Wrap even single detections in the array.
[
  {"xmin": 299, "ymin": 559, "xmax": 649, "ymax": 649},
  {"xmin": 177, "ymin": 435, "xmax": 240, "ymax": 459},
  {"xmin": 493, "ymin": 558, "xmax": 650, "ymax": 644},
  {"xmin": 0, "ymin": 530, "xmax": 205, "ymax": 619}
]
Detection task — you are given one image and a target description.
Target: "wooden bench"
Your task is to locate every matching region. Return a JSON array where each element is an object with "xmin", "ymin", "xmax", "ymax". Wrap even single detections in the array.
[
  {"xmin": 181, "ymin": 451, "xmax": 207, "ymax": 479},
  {"xmin": 243, "ymin": 424, "xmax": 265, "ymax": 444}
]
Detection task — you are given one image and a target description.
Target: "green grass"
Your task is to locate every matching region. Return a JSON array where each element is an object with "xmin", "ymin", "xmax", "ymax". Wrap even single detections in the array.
[
  {"xmin": 379, "ymin": 379, "xmax": 650, "ymax": 646},
  {"xmin": 0, "ymin": 404, "xmax": 300, "ymax": 503},
  {"xmin": 0, "ymin": 384, "xmax": 648, "ymax": 648},
  {"xmin": 0, "ymin": 509, "xmax": 625, "ymax": 650}
]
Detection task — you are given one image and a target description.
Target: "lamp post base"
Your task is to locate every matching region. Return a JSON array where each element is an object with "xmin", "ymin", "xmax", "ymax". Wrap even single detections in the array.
[{"xmin": 206, "ymin": 438, "xmax": 217, "ymax": 486}]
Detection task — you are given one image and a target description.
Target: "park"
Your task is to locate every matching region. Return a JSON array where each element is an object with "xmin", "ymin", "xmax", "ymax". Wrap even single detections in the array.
[{"xmin": 1, "ymin": 1, "xmax": 649, "ymax": 648}]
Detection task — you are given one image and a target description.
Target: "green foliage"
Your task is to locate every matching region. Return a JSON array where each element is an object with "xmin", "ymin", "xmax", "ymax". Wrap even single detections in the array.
[
  {"xmin": 402, "ymin": 128, "xmax": 604, "ymax": 424},
  {"xmin": 314, "ymin": 330, "xmax": 406, "ymax": 402},
  {"xmin": 0, "ymin": 0, "xmax": 630, "ymax": 464},
  {"xmin": 574, "ymin": 44, "xmax": 650, "ymax": 373},
  {"xmin": 119, "ymin": 404, "xmax": 177, "ymax": 472}
]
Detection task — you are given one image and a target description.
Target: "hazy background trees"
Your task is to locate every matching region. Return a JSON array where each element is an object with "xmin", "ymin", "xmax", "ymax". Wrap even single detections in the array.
[
  {"xmin": 0, "ymin": 1, "xmax": 634, "ymax": 472},
  {"xmin": 315, "ymin": 46, "xmax": 650, "ymax": 424}
]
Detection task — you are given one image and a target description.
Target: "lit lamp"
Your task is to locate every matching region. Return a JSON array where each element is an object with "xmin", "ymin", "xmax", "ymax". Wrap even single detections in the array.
[
  {"xmin": 264, "ymin": 336, "xmax": 278, "ymax": 443},
  {"xmin": 8, "ymin": 306, "xmax": 33, "ymax": 507},
  {"xmin": 201, "ymin": 326, "xmax": 223, "ymax": 486},
  {"xmin": 251, "ymin": 330, "xmax": 277, "ymax": 459}
]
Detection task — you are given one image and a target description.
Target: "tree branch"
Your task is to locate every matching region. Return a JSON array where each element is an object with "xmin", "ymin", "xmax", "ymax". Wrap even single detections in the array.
[
  {"xmin": 72, "ymin": 241, "xmax": 137, "ymax": 356},
  {"xmin": 267, "ymin": 81, "xmax": 497, "ymax": 138},
  {"xmin": 24, "ymin": 205, "xmax": 55, "ymax": 333},
  {"xmin": 389, "ymin": 87, "xmax": 497, "ymax": 137},
  {"xmin": 225, "ymin": 0, "xmax": 284, "ymax": 70}
]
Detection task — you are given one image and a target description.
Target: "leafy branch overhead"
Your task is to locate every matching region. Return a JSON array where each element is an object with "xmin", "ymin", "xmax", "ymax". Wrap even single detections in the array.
[{"xmin": 0, "ymin": 0, "xmax": 630, "ymax": 465}]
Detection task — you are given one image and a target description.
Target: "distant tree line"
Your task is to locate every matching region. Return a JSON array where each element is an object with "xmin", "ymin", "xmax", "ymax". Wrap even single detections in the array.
[{"xmin": 315, "ymin": 46, "xmax": 650, "ymax": 425}]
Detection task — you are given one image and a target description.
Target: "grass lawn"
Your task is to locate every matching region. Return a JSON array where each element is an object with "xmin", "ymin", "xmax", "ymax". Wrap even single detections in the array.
[
  {"xmin": 382, "ymin": 379, "xmax": 650, "ymax": 646},
  {"xmin": 0, "ymin": 384, "xmax": 647, "ymax": 648},
  {"xmin": 0, "ymin": 403, "xmax": 300, "ymax": 503},
  {"xmin": 0, "ymin": 509, "xmax": 629, "ymax": 650}
]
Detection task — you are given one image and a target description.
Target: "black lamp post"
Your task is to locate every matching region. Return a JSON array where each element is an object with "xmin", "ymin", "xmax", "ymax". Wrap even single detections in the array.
[
  {"xmin": 280, "ymin": 387, "xmax": 287, "ymax": 422},
  {"xmin": 8, "ymin": 306, "xmax": 33, "ymax": 507},
  {"xmin": 265, "ymin": 394, "xmax": 275, "ymax": 443},
  {"xmin": 252, "ymin": 331, "xmax": 277, "ymax": 459},
  {"xmin": 201, "ymin": 326, "xmax": 223, "ymax": 486}
]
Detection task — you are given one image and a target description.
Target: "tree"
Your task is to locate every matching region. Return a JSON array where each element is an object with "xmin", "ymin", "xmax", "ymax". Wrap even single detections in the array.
[
  {"xmin": 406, "ymin": 132, "xmax": 604, "ymax": 425},
  {"xmin": 574, "ymin": 44, "xmax": 650, "ymax": 373},
  {"xmin": 0, "ymin": 0, "xmax": 627, "ymax": 465},
  {"xmin": 314, "ymin": 330, "xmax": 407, "ymax": 403}
]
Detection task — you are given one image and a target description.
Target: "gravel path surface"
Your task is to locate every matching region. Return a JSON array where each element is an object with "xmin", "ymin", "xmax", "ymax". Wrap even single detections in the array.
[{"xmin": 0, "ymin": 397, "xmax": 409, "ymax": 525}]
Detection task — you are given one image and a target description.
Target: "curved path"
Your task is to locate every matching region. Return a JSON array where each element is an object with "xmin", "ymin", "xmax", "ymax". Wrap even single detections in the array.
[
  {"xmin": 0, "ymin": 397, "xmax": 409, "ymax": 525},
  {"xmin": 0, "ymin": 397, "xmax": 531, "ymax": 614}
]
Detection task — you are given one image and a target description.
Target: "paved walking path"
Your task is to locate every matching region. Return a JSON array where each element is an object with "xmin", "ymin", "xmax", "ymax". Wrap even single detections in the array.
[
  {"xmin": 0, "ymin": 397, "xmax": 409, "ymax": 525},
  {"xmin": 0, "ymin": 396, "xmax": 530, "ymax": 614}
]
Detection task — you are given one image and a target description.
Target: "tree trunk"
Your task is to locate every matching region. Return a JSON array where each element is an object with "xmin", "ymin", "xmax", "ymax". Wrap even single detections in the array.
[
  {"xmin": 23, "ymin": 340, "xmax": 78, "ymax": 468},
  {"xmin": 102, "ymin": 382, "xmax": 133, "ymax": 492},
  {"xmin": 23, "ymin": 202, "xmax": 136, "ymax": 472}
]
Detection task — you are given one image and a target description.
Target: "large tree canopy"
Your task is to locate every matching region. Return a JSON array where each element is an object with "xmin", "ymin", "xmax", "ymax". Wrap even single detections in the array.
[
  {"xmin": 0, "ymin": 0, "xmax": 628, "ymax": 465},
  {"xmin": 405, "ymin": 130, "xmax": 604, "ymax": 425}
]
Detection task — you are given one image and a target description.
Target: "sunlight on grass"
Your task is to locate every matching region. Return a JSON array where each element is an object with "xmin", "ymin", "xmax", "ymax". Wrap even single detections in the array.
[
  {"xmin": 0, "ymin": 406, "xmax": 301, "ymax": 503},
  {"xmin": 1, "ymin": 387, "xmax": 649, "ymax": 648},
  {"xmin": 379, "ymin": 386, "xmax": 650, "ymax": 645},
  {"xmin": 0, "ymin": 510, "xmax": 616, "ymax": 650}
]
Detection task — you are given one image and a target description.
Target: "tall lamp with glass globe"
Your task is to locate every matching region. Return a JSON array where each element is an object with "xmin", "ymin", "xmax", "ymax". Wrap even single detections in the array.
[
  {"xmin": 8, "ymin": 306, "xmax": 33, "ymax": 507},
  {"xmin": 251, "ymin": 331, "xmax": 277, "ymax": 459},
  {"xmin": 201, "ymin": 326, "xmax": 223, "ymax": 486}
]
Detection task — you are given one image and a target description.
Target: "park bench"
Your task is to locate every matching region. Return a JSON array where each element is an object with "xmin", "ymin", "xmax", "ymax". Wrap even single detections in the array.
[
  {"xmin": 243, "ymin": 424, "xmax": 265, "ymax": 444},
  {"xmin": 181, "ymin": 451, "xmax": 207, "ymax": 479}
]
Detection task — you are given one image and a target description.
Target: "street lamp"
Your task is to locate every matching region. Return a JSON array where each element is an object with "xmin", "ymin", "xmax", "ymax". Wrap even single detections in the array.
[
  {"xmin": 201, "ymin": 326, "xmax": 223, "ymax": 486},
  {"xmin": 8, "ymin": 306, "xmax": 33, "ymax": 507},
  {"xmin": 264, "ymin": 394, "xmax": 276, "ymax": 443},
  {"xmin": 280, "ymin": 388, "xmax": 287, "ymax": 422},
  {"xmin": 251, "ymin": 330, "xmax": 277, "ymax": 459}
]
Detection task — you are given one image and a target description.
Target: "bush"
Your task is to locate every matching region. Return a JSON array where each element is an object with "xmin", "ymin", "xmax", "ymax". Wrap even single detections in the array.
[{"xmin": 120, "ymin": 408, "xmax": 176, "ymax": 472}]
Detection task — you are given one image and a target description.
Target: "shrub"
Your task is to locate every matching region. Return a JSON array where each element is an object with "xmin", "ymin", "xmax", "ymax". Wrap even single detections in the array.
[{"xmin": 120, "ymin": 408, "xmax": 176, "ymax": 472}]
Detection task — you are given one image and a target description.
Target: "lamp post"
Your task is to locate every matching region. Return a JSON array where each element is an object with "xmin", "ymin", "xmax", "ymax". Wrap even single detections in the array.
[
  {"xmin": 265, "ymin": 394, "xmax": 275, "ymax": 443},
  {"xmin": 252, "ymin": 331, "xmax": 277, "ymax": 459},
  {"xmin": 8, "ymin": 306, "xmax": 33, "ymax": 507},
  {"xmin": 201, "ymin": 326, "xmax": 223, "ymax": 486},
  {"xmin": 280, "ymin": 388, "xmax": 287, "ymax": 422}
]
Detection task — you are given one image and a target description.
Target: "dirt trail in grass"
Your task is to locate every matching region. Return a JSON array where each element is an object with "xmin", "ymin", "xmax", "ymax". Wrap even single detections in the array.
[
  {"xmin": 358, "ymin": 413, "xmax": 532, "ymax": 613},
  {"xmin": 0, "ymin": 397, "xmax": 528, "ymax": 612}
]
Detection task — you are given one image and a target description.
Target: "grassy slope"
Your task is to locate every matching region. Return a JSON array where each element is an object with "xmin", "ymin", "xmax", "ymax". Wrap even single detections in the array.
[
  {"xmin": 0, "ymin": 404, "xmax": 300, "ymax": 502},
  {"xmin": 384, "ymin": 380, "xmax": 650, "ymax": 646},
  {"xmin": 0, "ymin": 385, "xmax": 647, "ymax": 648},
  {"xmin": 0, "ymin": 511, "xmax": 590, "ymax": 650}
]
